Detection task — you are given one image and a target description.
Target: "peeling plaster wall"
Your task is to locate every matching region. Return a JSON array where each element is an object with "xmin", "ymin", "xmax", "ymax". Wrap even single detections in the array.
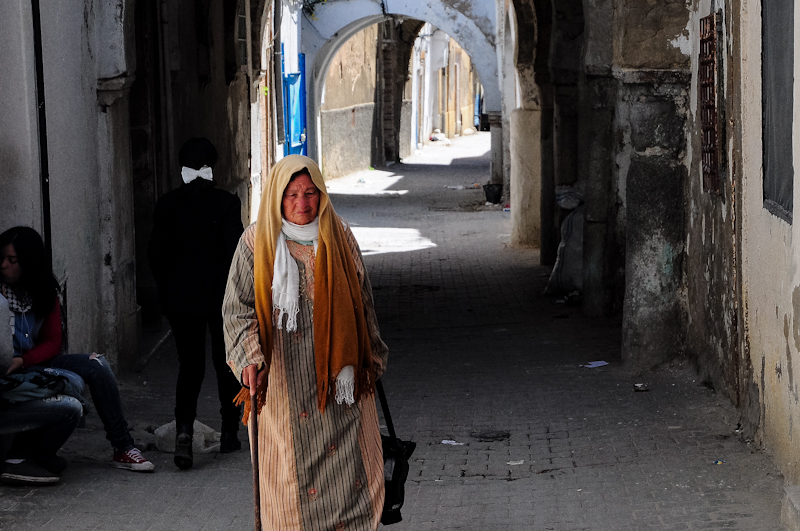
[
  {"xmin": 683, "ymin": 1, "xmax": 743, "ymax": 410},
  {"xmin": 614, "ymin": 0, "xmax": 692, "ymax": 70},
  {"xmin": 734, "ymin": 0, "xmax": 800, "ymax": 483},
  {"xmin": 0, "ymin": 0, "xmax": 42, "ymax": 232},
  {"xmin": 31, "ymin": 2, "xmax": 108, "ymax": 359},
  {"xmin": 0, "ymin": 0, "xmax": 141, "ymax": 368},
  {"xmin": 321, "ymin": 25, "xmax": 378, "ymax": 111}
]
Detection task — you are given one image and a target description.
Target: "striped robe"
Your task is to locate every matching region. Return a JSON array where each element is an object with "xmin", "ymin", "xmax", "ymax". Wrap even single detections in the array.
[{"xmin": 223, "ymin": 221, "xmax": 388, "ymax": 531}]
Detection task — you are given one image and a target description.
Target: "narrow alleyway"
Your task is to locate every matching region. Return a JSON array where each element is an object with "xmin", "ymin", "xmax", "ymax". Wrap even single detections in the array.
[{"xmin": 0, "ymin": 133, "xmax": 786, "ymax": 530}]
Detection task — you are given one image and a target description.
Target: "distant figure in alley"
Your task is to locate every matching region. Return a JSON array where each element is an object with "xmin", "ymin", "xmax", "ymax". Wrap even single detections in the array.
[{"xmin": 149, "ymin": 137, "xmax": 244, "ymax": 470}]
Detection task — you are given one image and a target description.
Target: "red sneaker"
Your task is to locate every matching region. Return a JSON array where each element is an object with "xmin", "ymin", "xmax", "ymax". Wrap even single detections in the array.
[{"xmin": 113, "ymin": 447, "xmax": 155, "ymax": 472}]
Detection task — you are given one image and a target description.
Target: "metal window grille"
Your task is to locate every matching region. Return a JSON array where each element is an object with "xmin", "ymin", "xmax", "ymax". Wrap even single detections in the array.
[{"xmin": 699, "ymin": 14, "xmax": 720, "ymax": 193}]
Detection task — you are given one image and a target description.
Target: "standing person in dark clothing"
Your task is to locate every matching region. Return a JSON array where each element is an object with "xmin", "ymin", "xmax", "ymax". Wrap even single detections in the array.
[{"xmin": 148, "ymin": 137, "xmax": 244, "ymax": 470}]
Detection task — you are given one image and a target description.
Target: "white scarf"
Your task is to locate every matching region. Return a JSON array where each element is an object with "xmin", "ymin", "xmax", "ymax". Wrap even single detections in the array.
[
  {"xmin": 181, "ymin": 165, "xmax": 214, "ymax": 184},
  {"xmin": 272, "ymin": 217, "xmax": 355, "ymax": 405},
  {"xmin": 272, "ymin": 217, "xmax": 319, "ymax": 331}
]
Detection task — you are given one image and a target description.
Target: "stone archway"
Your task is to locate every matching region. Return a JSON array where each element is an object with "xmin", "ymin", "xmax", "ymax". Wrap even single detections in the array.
[{"xmin": 299, "ymin": 0, "xmax": 500, "ymax": 170}]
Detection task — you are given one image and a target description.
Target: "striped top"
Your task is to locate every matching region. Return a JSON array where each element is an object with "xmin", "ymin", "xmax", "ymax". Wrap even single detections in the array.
[{"xmin": 224, "ymin": 220, "xmax": 388, "ymax": 531}]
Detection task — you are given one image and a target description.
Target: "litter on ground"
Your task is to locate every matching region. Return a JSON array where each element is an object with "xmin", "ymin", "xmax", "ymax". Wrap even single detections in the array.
[{"xmin": 582, "ymin": 361, "xmax": 609, "ymax": 368}]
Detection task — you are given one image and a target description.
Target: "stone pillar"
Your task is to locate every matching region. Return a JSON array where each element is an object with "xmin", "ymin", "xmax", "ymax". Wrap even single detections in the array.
[
  {"xmin": 98, "ymin": 78, "xmax": 140, "ymax": 371},
  {"xmin": 581, "ymin": 73, "xmax": 616, "ymax": 316},
  {"xmin": 538, "ymin": 82, "xmax": 557, "ymax": 265},
  {"xmin": 488, "ymin": 112, "xmax": 504, "ymax": 187},
  {"xmin": 619, "ymin": 76, "xmax": 688, "ymax": 371},
  {"xmin": 0, "ymin": 0, "xmax": 43, "ymax": 231},
  {"xmin": 553, "ymin": 85, "xmax": 579, "ymax": 187},
  {"xmin": 510, "ymin": 108, "xmax": 541, "ymax": 247}
]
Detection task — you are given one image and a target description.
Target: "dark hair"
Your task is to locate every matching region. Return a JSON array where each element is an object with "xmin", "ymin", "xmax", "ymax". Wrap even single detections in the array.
[
  {"xmin": 178, "ymin": 137, "xmax": 218, "ymax": 170},
  {"xmin": 0, "ymin": 226, "xmax": 59, "ymax": 319}
]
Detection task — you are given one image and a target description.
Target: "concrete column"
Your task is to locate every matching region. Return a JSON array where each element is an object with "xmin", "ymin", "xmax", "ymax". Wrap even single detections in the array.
[
  {"xmin": 581, "ymin": 74, "xmax": 616, "ymax": 316},
  {"xmin": 619, "ymin": 79, "xmax": 688, "ymax": 371},
  {"xmin": 488, "ymin": 112, "xmax": 503, "ymax": 186},
  {"xmin": 553, "ymin": 85, "xmax": 579, "ymax": 186},
  {"xmin": 538, "ymin": 82, "xmax": 557, "ymax": 264},
  {"xmin": 510, "ymin": 108, "xmax": 541, "ymax": 248},
  {"xmin": 0, "ymin": 0, "xmax": 43, "ymax": 231},
  {"xmin": 98, "ymin": 79, "xmax": 140, "ymax": 371}
]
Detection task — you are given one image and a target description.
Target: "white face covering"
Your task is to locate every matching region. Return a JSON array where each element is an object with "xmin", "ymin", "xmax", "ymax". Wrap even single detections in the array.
[{"xmin": 181, "ymin": 165, "xmax": 214, "ymax": 184}]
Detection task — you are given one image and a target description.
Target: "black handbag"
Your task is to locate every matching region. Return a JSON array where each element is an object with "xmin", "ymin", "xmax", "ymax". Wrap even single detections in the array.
[{"xmin": 377, "ymin": 380, "xmax": 416, "ymax": 525}]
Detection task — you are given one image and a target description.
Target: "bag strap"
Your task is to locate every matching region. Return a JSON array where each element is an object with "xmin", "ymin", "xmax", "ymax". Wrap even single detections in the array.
[{"xmin": 376, "ymin": 380, "xmax": 397, "ymax": 440}]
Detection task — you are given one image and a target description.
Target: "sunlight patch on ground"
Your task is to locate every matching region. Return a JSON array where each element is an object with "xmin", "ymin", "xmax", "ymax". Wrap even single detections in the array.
[
  {"xmin": 402, "ymin": 131, "xmax": 491, "ymax": 166},
  {"xmin": 325, "ymin": 169, "xmax": 407, "ymax": 195},
  {"xmin": 350, "ymin": 227, "xmax": 437, "ymax": 256}
]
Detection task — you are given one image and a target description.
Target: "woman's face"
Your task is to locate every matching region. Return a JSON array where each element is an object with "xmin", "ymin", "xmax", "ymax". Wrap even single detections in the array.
[
  {"xmin": 282, "ymin": 174, "xmax": 321, "ymax": 225},
  {"xmin": 0, "ymin": 244, "xmax": 21, "ymax": 286}
]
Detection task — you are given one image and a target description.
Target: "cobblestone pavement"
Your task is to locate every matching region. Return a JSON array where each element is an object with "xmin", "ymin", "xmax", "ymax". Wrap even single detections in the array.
[{"xmin": 0, "ymin": 133, "xmax": 786, "ymax": 530}]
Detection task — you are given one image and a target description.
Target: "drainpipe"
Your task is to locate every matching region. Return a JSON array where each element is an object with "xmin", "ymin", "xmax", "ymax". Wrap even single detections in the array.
[
  {"xmin": 30, "ymin": 0, "xmax": 52, "ymax": 261},
  {"xmin": 245, "ymin": 0, "xmax": 254, "ymax": 101}
]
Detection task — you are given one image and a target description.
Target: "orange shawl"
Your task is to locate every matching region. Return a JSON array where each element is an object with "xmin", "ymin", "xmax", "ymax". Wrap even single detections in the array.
[{"xmin": 239, "ymin": 155, "xmax": 374, "ymax": 416}]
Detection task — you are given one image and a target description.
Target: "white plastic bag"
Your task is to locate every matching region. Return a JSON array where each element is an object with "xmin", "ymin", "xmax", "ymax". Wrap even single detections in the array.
[{"xmin": 545, "ymin": 205, "xmax": 584, "ymax": 294}]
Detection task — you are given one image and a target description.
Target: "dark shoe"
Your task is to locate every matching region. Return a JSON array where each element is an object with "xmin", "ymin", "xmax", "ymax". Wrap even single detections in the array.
[
  {"xmin": 33, "ymin": 455, "xmax": 68, "ymax": 475},
  {"xmin": 1, "ymin": 460, "xmax": 59, "ymax": 485},
  {"xmin": 220, "ymin": 432, "xmax": 241, "ymax": 453},
  {"xmin": 174, "ymin": 433, "xmax": 193, "ymax": 470}
]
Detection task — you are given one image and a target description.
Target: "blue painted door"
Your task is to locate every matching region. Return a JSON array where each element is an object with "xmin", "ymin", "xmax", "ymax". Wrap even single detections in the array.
[{"xmin": 283, "ymin": 52, "xmax": 307, "ymax": 156}]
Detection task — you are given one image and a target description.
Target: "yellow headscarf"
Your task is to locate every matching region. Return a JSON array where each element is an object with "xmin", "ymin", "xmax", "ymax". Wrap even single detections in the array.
[{"xmin": 248, "ymin": 155, "xmax": 374, "ymax": 414}]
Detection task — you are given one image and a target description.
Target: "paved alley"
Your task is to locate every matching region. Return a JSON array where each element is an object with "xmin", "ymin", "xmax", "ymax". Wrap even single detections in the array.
[{"xmin": 0, "ymin": 133, "xmax": 787, "ymax": 530}]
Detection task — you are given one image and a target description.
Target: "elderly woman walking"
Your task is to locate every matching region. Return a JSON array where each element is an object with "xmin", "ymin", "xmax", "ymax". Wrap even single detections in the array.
[{"xmin": 223, "ymin": 155, "xmax": 388, "ymax": 530}]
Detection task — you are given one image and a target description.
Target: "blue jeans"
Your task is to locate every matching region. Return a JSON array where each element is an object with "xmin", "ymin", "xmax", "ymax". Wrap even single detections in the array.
[
  {"xmin": 45, "ymin": 353, "xmax": 135, "ymax": 451},
  {"xmin": 0, "ymin": 394, "xmax": 83, "ymax": 460}
]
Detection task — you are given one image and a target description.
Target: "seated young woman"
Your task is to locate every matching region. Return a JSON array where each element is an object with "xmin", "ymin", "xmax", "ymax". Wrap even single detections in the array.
[{"xmin": 0, "ymin": 226, "xmax": 154, "ymax": 472}]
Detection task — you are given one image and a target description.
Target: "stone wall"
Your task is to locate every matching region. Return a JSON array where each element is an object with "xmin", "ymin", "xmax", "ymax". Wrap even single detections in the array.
[
  {"xmin": 319, "ymin": 24, "xmax": 378, "ymax": 179},
  {"xmin": 683, "ymin": 2, "xmax": 742, "ymax": 410},
  {"xmin": 399, "ymin": 100, "xmax": 413, "ymax": 160},
  {"xmin": 320, "ymin": 25, "xmax": 378, "ymax": 112},
  {"xmin": 320, "ymin": 103, "xmax": 377, "ymax": 179},
  {"xmin": 0, "ymin": 0, "xmax": 140, "ymax": 369},
  {"xmin": 730, "ymin": 0, "xmax": 800, "ymax": 484}
]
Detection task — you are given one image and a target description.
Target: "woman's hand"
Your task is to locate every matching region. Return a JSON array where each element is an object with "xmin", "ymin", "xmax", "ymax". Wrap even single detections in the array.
[
  {"xmin": 242, "ymin": 363, "xmax": 267, "ymax": 396},
  {"xmin": 6, "ymin": 357, "xmax": 23, "ymax": 375}
]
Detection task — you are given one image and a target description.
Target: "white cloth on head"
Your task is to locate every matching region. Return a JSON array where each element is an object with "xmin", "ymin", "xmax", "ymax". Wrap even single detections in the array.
[
  {"xmin": 181, "ymin": 165, "xmax": 214, "ymax": 184},
  {"xmin": 272, "ymin": 217, "xmax": 319, "ymax": 331}
]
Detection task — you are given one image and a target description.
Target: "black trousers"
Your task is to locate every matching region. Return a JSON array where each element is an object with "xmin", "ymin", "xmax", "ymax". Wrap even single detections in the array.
[{"xmin": 167, "ymin": 313, "xmax": 241, "ymax": 434}]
